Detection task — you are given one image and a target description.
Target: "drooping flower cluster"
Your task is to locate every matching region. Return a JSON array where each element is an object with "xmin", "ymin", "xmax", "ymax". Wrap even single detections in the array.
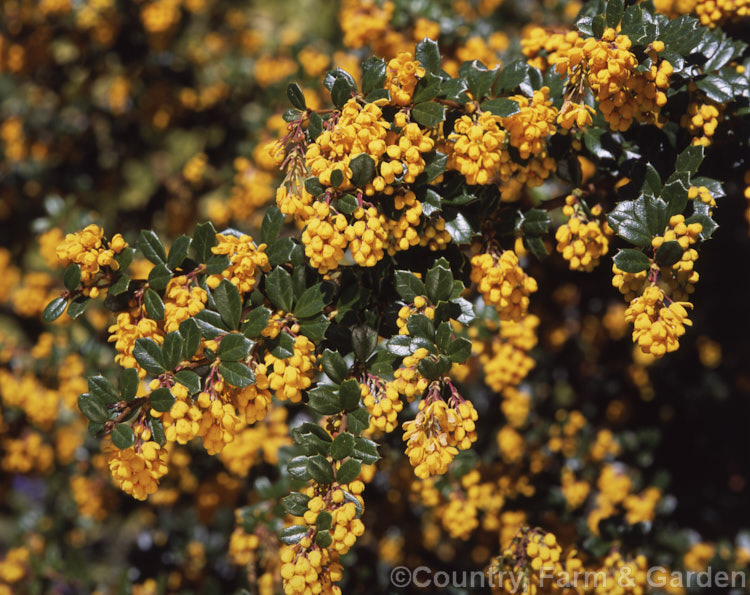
[
  {"xmin": 470, "ymin": 249, "xmax": 537, "ymax": 321},
  {"xmin": 55, "ymin": 224, "xmax": 128, "ymax": 297},
  {"xmin": 106, "ymin": 440, "xmax": 169, "ymax": 500},
  {"xmin": 555, "ymin": 195, "xmax": 610, "ymax": 271},
  {"xmin": 625, "ymin": 285, "xmax": 693, "ymax": 357},
  {"xmin": 207, "ymin": 233, "xmax": 270, "ymax": 293},
  {"xmin": 403, "ymin": 392, "xmax": 478, "ymax": 479}
]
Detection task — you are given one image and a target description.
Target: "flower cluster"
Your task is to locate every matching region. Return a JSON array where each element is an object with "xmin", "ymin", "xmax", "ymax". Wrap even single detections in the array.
[
  {"xmin": 471, "ymin": 249, "xmax": 537, "ymax": 321},
  {"xmin": 55, "ymin": 224, "xmax": 127, "ymax": 297},
  {"xmin": 625, "ymin": 285, "xmax": 693, "ymax": 357},
  {"xmin": 106, "ymin": 440, "xmax": 169, "ymax": 500},
  {"xmin": 555, "ymin": 195, "xmax": 610, "ymax": 271},
  {"xmin": 403, "ymin": 392, "xmax": 478, "ymax": 479}
]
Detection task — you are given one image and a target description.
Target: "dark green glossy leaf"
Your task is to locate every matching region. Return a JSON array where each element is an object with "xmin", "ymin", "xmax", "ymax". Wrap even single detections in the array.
[
  {"xmin": 215, "ymin": 279, "xmax": 242, "ymax": 329},
  {"xmin": 331, "ymin": 432, "xmax": 355, "ymax": 460},
  {"xmin": 63, "ymin": 264, "xmax": 81, "ymax": 291},
  {"xmin": 43, "ymin": 297, "xmax": 67, "ymax": 322},
  {"xmin": 613, "ymin": 249, "xmax": 651, "ymax": 273},
  {"xmin": 218, "ymin": 361, "xmax": 256, "ymax": 387},
  {"xmin": 138, "ymin": 230, "xmax": 167, "ymax": 265},
  {"xmin": 111, "ymin": 424, "xmax": 135, "ymax": 449},
  {"xmin": 218, "ymin": 333, "xmax": 253, "ymax": 361},
  {"xmin": 143, "ymin": 288, "xmax": 165, "ymax": 321}
]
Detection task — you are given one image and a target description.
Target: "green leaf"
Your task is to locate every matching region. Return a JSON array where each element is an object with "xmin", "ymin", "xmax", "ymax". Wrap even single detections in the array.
[
  {"xmin": 174, "ymin": 370, "xmax": 201, "ymax": 394},
  {"xmin": 114, "ymin": 247, "xmax": 135, "ymax": 271},
  {"xmin": 111, "ymin": 424, "xmax": 135, "ymax": 449},
  {"xmin": 339, "ymin": 379, "xmax": 362, "ymax": 411},
  {"xmin": 480, "ymin": 98, "xmax": 520, "ymax": 117},
  {"xmin": 110, "ymin": 274, "xmax": 130, "ymax": 296},
  {"xmin": 425, "ymin": 261, "xmax": 453, "ymax": 303},
  {"xmin": 416, "ymin": 151, "xmax": 447, "ymax": 183},
  {"xmin": 192, "ymin": 221, "xmax": 218, "ymax": 263},
  {"xmin": 606, "ymin": 0, "xmax": 624, "ymax": 28},
  {"xmin": 179, "ymin": 318, "xmax": 202, "ymax": 359},
  {"xmin": 315, "ymin": 531, "xmax": 332, "ymax": 548},
  {"xmin": 266, "ymin": 237, "xmax": 296, "ymax": 266},
  {"xmin": 607, "ymin": 198, "xmax": 654, "ymax": 246},
  {"xmin": 194, "ymin": 309, "xmax": 228, "ymax": 339},
  {"xmin": 413, "ymin": 72, "xmax": 443, "ymax": 104},
  {"xmin": 242, "ymin": 307, "xmax": 271, "ymax": 338},
  {"xmin": 218, "ymin": 361, "xmax": 256, "ymax": 387},
  {"xmin": 675, "ymin": 145, "xmax": 704, "ymax": 175},
  {"xmin": 331, "ymin": 432, "xmax": 355, "ymax": 460},
  {"xmin": 299, "ymin": 314, "xmax": 330, "ymax": 342},
  {"xmin": 149, "ymin": 387, "xmax": 175, "ymax": 412},
  {"xmin": 261, "ymin": 206, "xmax": 284, "ymax": 246},
  {"xmin": 387, "ymin": 334, "xmax": 413, "ymax": 357},
  {"xmin": 662, "ymin": 172, "xmax": 690, "ymax": 218},
  {"xmin": 321, "ymin": 349, "xmax": 348, "ymax": 384},
  {"xmin": 415, "ymin": 38, "xmax": 441, "ymax": 75},
  {"xmin": 351, "ymin": 325, "xmax": 378, "ymax": 362},
  {"xmin": 496, "ymin": 60, "xmax": 529, "ymax": 93},
  {"xmin": 316, "ymin": 511, "xmax": 333, "ymax": 531},
  {"xmin": 445, "ymin": 212, "xmax": 474, "ymax": 244},
  {"xmin": 162, "ymin": 331, "xmax": 183, "ymax": 370},
  {"xmin": 265, "ymin": 266, "xmax": 294, "ymax": 313},
  {"xmin": 522, "ymin": 209, "xmax": 551, "ymax": 236},
  {"xmin": 655, "ymin": 241, "xmax": 684, "ymax": 267},
  {"xmin": 308, "ymin": 385, "xmax": 343, "ymax": 415},
  {"xmin": 218, "ymin": 333, "xmax": 253, "ymax": 361},
  {"xmin": 435, "ymin": 321, "xmax": 452, "ymax": 352},
  {"xmin": 347, "ymin": 407, "xmax": 370, "ymax": 435},
  {"xmin": 330, "ymin": 72, "xmax": 356, "ymax": 108},
  {"xmin": 686, "ymin": 213, "xmax": 718, "ymax": 239},
  {"xmin": 89, "ymin": 375, "xmax": 120, "ymax": 404},
  {"xmin": 411, "ymin": 102, "xmax": 446, "ymax": 128},
  {"xmin": 280, "ymin": 525, "xmax": 309, "ymax": 545},
  {"xmin": 167, "ymin": 235, "xmax": 191, "ymax": 270},
  {"xmin": 361, "ymin": 57, "xmax": 387, "ymax": 94},
  {"xmin": 349, "ymin": 153, "xmax": 376, "ymax": 188},
  {"xmin": 138, "ymin": 230, "xmax": 167, "ymax": 265},
  {"xmin": 465, "ymin": 61, "xmax": 498, "ymax": 101},
  {"xmin": 78, "ymin": 393, "xmax": 109, "ymax": 423},
  {"xmin": 447, "ymin": 337, "xmax": 472, "ymax": 363},
  {"xmin": 63, "ymin": 264, "xmax": 81, "ymax": 291},
  {"xmin": 352, "ymin": 437, "xmax": 380, "ymax": 464},
  {"xmin": 287, "ymin": 456, "xmax": 312, "ymax": 481},
  {"xmin": 307, "ymin": 455, "xmax": 335, "ymax": 484},
  {"xmin": 147, "ymin": 264, "xmax": 172, "ymax": 292},
  {"xmin": 294, "ymin": 283, "xmax": 332, "ymax": 318},
  {"xmin": 335, "ymin": 194, "xmax": 358, "ymax": 214},
  {"xmin": 283, "ymin": 492, "xmax": 311, "ymax": 516},
  {"xmin": 592, "ymin": 14, "xmax": 605, "ymax": 38},
  {"xmin": 407, "ymin": 314, "xmax": 435, "ymax": 341},
  {"xmin": 206, "ymin": 255, "xmax": 230, "ymax": 275},
  {"xmin": 143, "ymin": 288, "xmax": 165, "ymax": 321},
  {"xmin": 613, "ymin": 249, "xmax": 651, "ymax": 273},
  {"xmin": 133, "ymin": 338, "xmax": 166, "ymax": 374},
  {"xmin": 120, "ymin": 368, "xmax": 139, "ymax": 401},
  {"xmin": 287, "ymin": 82, "xmax": 306, "ymax": 110},
  {"xmin": 42, "ymin": 297, "xmax": 67, "ymax": 322},
  {"xmin": 269, "ymin": 332, "xmax": 295, "ymax": 359},
  {"xmin": 418, "ymin": 357, "xmax": 441, "ymax": 380},
  {"xmin": 148, "ymin": 416, "xmax": 166, "ymax": 446},
  {"xmin": 215, "ymin": 279, "xmax": 242, "ymax": 329},
  {"xmin": 336, "ymin": 458, "xmax": 361, "ymax": 484},
  {"xmin": 66, "ymin": 296, "xmax": 90, "ymax": 319},
  {"xmin": 394, "ymin": 270, "xmax": 427, "ymax": 302},
  {"xmin": 695, "ymin": 74, "xmax": 733, "ymax": 103}
]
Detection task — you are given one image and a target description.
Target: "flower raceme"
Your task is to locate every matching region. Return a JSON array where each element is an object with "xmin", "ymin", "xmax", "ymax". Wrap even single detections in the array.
[
  {"xmin": 470, "ymin": 249, "xmax": 537, "ymax": 321},
  {"xmin": 625, "ymin": 285, "xmax": 693, "ymax": 357}
]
